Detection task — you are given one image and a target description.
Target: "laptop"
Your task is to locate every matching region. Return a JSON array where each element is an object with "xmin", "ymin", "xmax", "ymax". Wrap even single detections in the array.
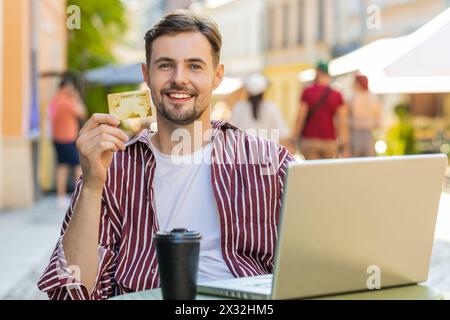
[{"xmin": 198, "ymin": 154, "xmax": 448, "ymax": 299}]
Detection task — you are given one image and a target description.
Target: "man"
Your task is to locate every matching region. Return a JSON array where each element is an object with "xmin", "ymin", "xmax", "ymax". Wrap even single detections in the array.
[
  {"xmin": 49, "ymin": 74, "xmax": 87, "ymax": 207},
  {"xmin": 37, "ymin": 10, "xmax": 294, "ymax": 300},
  {"xmin": 291, "ymin": 61, "xmax": 350, "ymax": 160}
]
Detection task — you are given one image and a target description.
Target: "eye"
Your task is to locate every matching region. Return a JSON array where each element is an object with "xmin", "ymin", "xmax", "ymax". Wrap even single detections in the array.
[
  {"xmin": 159, "ymin": 63, "xmax": 172, "ymax": 70},
  {"xmin": 190, "ymin": 64, "xmax": 202, "ymax": 70}
]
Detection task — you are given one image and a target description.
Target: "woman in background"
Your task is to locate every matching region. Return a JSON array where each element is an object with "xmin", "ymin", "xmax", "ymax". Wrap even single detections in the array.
[
  {"xmin": 349, "ymin": 74, "xmax": 382, "ymax": 157},
  {"xmin": 49, "ymin": 74, "xmax": 87, "ymax": 207},
  {"xmin": 231, "ymin": 73, "xmax": 290, "ymax": 145}
]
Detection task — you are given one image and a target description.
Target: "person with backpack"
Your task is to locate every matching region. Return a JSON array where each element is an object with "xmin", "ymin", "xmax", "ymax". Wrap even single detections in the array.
[{"xmin": 291, "ymin": 61, "xmax": 350, "ymax": 160}]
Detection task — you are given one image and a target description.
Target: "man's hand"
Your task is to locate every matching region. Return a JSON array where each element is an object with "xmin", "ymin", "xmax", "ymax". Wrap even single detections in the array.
[{"xmin": 76, "ymin": 113, "xmax": 129, "ymax": 191}]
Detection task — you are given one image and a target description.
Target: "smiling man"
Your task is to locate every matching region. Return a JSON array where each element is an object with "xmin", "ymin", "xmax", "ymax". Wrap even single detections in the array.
[{"xmin": 37, "ymin": 10, "xmax": 294, "ymax": 300}]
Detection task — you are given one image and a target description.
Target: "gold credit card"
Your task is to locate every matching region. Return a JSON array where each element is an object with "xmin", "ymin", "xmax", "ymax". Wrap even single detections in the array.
[{"xmin": 107, "ymin": 89, "xmax": 152, "ymax": 121}]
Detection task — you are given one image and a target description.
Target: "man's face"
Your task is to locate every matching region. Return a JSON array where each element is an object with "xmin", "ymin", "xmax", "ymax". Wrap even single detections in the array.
[{"xmin": 142, "ymin": 32, "xmax": 224, "ymax": 126}]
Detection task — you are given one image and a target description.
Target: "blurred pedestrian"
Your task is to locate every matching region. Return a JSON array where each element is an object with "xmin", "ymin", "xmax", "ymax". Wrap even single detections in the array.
[
  {"xmin": 291, "ymin": 61, "xmax": 350, "ymax": 160},
  {"xmin": 349, "ymin": 74, "xmax": 382, "ymax": 157},
  {"xmin": 49, "ymin": 73, "xmax": 87, "ymax": 206},
  {"xmin": 231, "ymin": 73, "xmax": 290, "ymax": 145}
]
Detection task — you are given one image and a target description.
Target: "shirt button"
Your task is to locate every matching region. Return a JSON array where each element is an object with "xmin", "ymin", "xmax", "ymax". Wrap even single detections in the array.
[{"xmin": 151, "ymin": 269, "xmax": 157, "ymax": 274}]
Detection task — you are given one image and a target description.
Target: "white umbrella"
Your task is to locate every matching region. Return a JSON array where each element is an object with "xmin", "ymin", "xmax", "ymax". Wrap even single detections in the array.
[
  {"xmin": 212, "ymin": 77, "xmax": 243, "ymax": 95},
  {"xmin": 329, "ymin": 8, "xmax": 450, "ymax": 94}
]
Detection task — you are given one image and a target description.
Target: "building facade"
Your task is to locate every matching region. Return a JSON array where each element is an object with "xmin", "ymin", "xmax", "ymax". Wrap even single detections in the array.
[
  {"xmin": 1, "ymin": 0, "xmax": 67, "ymax": 210},
  {"xmin": 165, "ymin": 0, "xmax": 194, "ymax": 12},
  {"xmin": 116, "ymin": 0, "xmax": 194, "ymax": 64},
  {"xmin": 193, "ymin": 0, "xmax": 268, "ymax": 120},
  {"xmin": 1, "ymin": 0, "xmax": 34, "ymax": 209},
  {"xmin": 37, "ymin": 0, "xmax": 69, "ymax": 193},
  {"xmin": 334, "ymin": 0, "xmax": 449, "ymax": 47},
  {"xmin": 196, "ymin": 0, "xmax": 267, "ymax": 77},
  {"xmin": 0, "ymin": 0, "xmax": 4, "ymax": 209},
  {"xmin": 265, "ymin": 0, "xmax": 336, "ymax": 127}
]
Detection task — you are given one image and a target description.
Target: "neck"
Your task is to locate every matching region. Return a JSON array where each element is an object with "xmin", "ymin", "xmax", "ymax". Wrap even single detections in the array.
[
  {"xmin": 151, "ymin": 112, "xmax": 213, "ymax": 156},
  {"xmin": 316, "ymin": 76, "xmax": 329, "ymax": 86}
]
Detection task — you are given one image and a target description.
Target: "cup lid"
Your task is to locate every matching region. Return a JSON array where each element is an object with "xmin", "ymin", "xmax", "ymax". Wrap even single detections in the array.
[{"xmin": 154, "ymin": 228, "xmax": 202, "ymax": 241}]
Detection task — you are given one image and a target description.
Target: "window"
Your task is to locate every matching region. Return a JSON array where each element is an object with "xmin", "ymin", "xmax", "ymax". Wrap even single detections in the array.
[
  {"xmin": 268, "ymin": 5, "xmax": 276, "ymax": 50},
  {"xmin": 317, "ymin": 0, "xmax": 325, "ymax": 42},
  {"xmin": 297, "ymin": 0, "xmax": 304, "ymax": 45},
  {"xmin": 283, "ymin": 2, "xmax": 290, "ymax": 48}
]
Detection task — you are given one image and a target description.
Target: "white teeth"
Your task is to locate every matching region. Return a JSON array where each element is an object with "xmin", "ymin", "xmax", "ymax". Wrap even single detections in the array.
[{"xmin": 169, "ymin": 93, "xmax": 191, "ymax": 99}]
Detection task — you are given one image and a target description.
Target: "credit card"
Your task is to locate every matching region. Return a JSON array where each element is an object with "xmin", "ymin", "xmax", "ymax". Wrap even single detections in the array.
[{"xmin": 107, "ymin": 89, "xmax": 152, "ymax": 121}]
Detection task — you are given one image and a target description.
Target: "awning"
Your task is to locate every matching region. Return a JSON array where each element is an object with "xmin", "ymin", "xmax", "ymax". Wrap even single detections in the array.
[
  {"xmin": 329, "ymin": 8, "xmax": 450, "ymax": 94},
  {"xmin": 85, "ymin": 63, "xmax": 143, "ymax": 86}
]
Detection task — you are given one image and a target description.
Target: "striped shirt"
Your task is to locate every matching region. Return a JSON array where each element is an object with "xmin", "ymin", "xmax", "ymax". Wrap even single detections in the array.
[{"xmin": 37, "ymin": 121, "xmax": 294, "ymax": 300}]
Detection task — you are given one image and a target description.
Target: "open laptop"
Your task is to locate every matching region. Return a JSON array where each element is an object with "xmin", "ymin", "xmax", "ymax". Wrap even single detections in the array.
[{"xmin": 198, "ymin": 154, "xmax": 448, "ymax": 299}]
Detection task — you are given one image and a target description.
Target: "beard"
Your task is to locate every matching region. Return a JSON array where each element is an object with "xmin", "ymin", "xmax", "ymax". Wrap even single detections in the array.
[
  {"xmin": 155, "ymin": 99, "xmax": 206, "ymax": 125},
  {"xmin": 152, "ymin": 83, "xmax": 208, "ymax": 126}
]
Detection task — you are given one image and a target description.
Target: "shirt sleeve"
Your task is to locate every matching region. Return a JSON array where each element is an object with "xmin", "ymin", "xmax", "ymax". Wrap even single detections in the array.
[
  {"xmin": 277, "ymin": 145, "xmax": 295, "ymax": 198},
  {"xmin": 300, "ymin": 88, "xmax": 310, "ymax": 105},
  {"xmin": 263, "ymin": 145, "xmax": 295, "ymax": 272},
  {"xmin": 37, "ymin": 178, "xmax": 120, "ymax": 300}
]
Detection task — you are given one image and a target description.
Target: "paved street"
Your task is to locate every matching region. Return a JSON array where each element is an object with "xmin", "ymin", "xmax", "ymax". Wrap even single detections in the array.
[
  {"xmin": 0, "ymin": 196, "xmax": 66, "ymax": 299},
  {"xmin": 1, "ymin": 191, "xmax": 450, "ymax": 300}
]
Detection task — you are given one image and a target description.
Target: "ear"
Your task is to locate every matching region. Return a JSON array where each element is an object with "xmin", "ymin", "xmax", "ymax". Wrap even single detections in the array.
[
  {"xmin": 141, "ymin": 63, "xmax": 150, "ymax": 88},
  {"xmin": 212, "ymin": 63, "xmax": 224, "ymax": 91}
]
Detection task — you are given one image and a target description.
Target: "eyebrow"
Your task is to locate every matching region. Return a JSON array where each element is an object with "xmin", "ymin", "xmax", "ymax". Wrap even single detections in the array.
[
  {"xmin": 153, "ymin": 57, "xmax": 207, "ymax": 65},
  {"xmin": 185, "ymin": 58, "xmax": 207, "ymax": 65}
]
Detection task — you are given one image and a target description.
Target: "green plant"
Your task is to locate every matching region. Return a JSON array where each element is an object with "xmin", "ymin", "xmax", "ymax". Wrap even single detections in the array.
[
  {"xmin": 67, "ymin": 0, "xmax": 131, "ymax": 114},
  {"xmin": 67, "ymin": 0, "xmax": 128, "ymax": 71},
  {"xmin": 386, "ymin": 103, "xmax": 417, "ymax": 155}
]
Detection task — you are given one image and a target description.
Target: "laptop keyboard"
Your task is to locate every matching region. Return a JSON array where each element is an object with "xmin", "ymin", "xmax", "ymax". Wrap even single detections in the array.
[
  {"xmin": 198, "ymin": 275, "xmax": 273, "ymax": 299},
  {"xmin": 244, "ymin": 279, "xmax": 272, "ymax": 289}
]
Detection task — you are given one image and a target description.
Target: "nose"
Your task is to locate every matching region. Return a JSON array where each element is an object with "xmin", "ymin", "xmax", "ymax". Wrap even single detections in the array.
[{"xmin": 172, "ymin": 65, "xmax": 188, "ymax": 86}]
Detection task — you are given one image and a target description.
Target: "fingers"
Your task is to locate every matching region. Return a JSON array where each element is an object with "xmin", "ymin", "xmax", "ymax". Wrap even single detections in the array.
[
  {"xmin": 77, "ymin": 113, "xmax": 129, "ymax": 156},
  {"xmin": 79, "ymin": 113, "xmax": 120, "ymax": 135},
  {"xmin": 85, "ymin": 123, "xmax": 129, "ymax": 144},
  {"xmin": 83, "ymin": 133, "xmax": 127, "ymax": 156},
  {"xmin": 97, "ymin": 141, "xmax": 119, "ymax": 154}
]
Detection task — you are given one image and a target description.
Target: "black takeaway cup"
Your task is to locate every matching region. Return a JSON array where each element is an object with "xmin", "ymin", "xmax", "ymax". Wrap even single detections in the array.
[{"xmin": 154, "ymin": 228, "xmax": 202, "ymax": 300}]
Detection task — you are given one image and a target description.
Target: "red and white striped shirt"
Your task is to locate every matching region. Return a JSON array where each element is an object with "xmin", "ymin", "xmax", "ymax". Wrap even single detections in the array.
[{"xmin": 37, "ymin": 121, "xmax": 294, "ymax": 300}]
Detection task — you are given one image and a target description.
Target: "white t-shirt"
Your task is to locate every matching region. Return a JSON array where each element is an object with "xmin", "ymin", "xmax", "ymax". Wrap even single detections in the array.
[
  {"xmin": 231, "ymin": 100, "xmax": 290, "ymax": 140},
  {"xmin": 148, "ymin": 136, "xmax": 235, "ymax": 283}
]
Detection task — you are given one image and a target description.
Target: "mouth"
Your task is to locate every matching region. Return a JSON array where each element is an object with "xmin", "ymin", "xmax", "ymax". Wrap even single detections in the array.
[{"xmin": 164, "ymin": 91, "xmax": 195, "ymax": 103}]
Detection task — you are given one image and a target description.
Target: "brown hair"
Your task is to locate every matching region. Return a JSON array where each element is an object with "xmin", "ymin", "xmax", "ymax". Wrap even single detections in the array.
[
  {"xmin": 355, "ymin": 74, "xmax": 369, "ymax": 91},
  {"xmin": 144, "ymin": 10, "xmax": 222, "ymax": 67}
]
